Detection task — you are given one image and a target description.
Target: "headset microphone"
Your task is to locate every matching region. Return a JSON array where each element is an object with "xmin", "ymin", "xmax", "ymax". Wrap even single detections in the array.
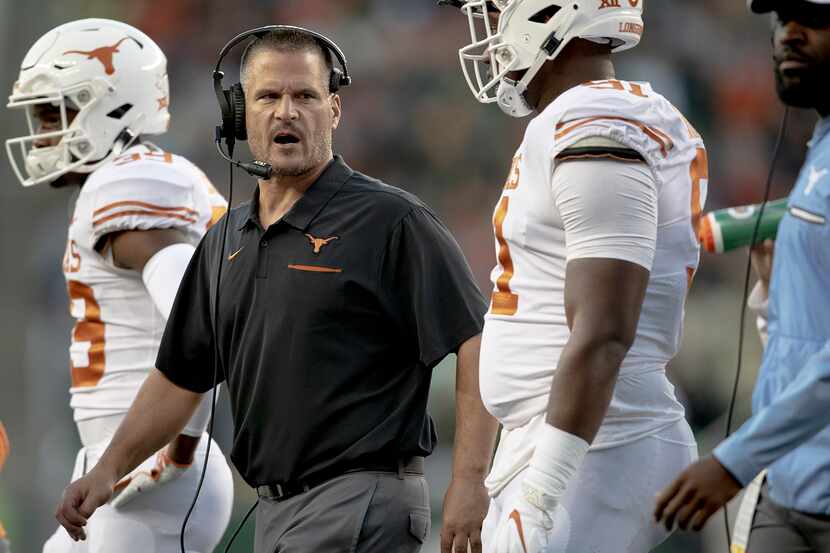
[{"xmin": 213, "ymin": 128, "xmax": 273, "ymax": 179}]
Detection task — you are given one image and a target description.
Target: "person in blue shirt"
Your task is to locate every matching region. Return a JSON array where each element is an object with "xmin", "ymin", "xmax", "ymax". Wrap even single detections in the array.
[{"xmin": 654, "ymin": 0, "xmax": 830, "ymax": 549}]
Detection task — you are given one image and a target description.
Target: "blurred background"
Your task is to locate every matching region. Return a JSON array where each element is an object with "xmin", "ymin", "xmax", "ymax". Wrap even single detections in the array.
[{"xmin": 0, "ymin": 0, "xmax": 821, "ymax": 551}]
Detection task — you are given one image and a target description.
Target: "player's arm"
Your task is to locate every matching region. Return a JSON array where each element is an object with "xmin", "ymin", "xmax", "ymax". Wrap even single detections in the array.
[
  {"xmin": 56, "ymin": 367, "xmax": 203, "ymax": 540},
  {"xmin": 101, "ymin": 228, "xmax": 218, "ymax": 509},
  {"xmin": 542, "ymin": 154, "xmax": 655, "ymax": 452},
  {"xmin": 493, "ymin": 149, "xmax": 657, "ymax": 551},
  {"xmin": 106, "ymin": 229, "xmax": 205, "ymax": 462},
  {"xmin": 548, "ymin": 258, "xmax": 648, "ymax": 436}
]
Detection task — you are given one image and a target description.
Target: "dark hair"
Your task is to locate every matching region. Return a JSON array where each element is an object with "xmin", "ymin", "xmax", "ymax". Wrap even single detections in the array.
[{"xmin": 239, "ymin": 28, "xmax": 335, "ymax": 89}]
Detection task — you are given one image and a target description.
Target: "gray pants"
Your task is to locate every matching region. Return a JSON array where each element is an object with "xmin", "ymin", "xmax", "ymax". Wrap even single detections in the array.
[
  {"xmin": 749, "ymin": 483, "xmax": 830, "ymax": 553},
  {"xmin": 254, "ymin": 470, "xmax": 430, "ymax": 553}
]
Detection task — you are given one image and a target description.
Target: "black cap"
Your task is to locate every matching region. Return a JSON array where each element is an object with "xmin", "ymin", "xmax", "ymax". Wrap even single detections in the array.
[{"xmin": 749, "ymin": 0, "xmax": 830, "ymax": 13}]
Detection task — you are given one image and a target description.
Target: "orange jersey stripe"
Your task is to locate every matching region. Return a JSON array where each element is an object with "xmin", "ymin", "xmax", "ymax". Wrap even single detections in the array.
[
  {"xmin": 555, "ymin": 116, "xmax": 674, "ymax": 157},
  {"xmin": 93, "ymin": 209, "xmax": 197, "ymax": 228},
  {"xmin": 93, "ymin": 200, "xmax": 198, "ymax": 217},
  {"xmin": 0, "ymin": 421, "xmax": 9, "ymax": 472}
]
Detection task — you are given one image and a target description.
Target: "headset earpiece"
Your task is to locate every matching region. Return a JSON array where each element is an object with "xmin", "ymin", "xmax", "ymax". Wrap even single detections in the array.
[
  {"xmin": 229, "ymin": 83, "xmax": 247, "ymax": 141},
  {"xmin": 330, "ymin": 67, "xmax": 343, "ymax": 93}
]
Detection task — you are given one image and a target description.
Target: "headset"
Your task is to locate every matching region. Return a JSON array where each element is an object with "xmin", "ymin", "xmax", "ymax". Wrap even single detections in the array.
[
  {"xmin": 211, "ymin": 24, "xmax": 352, "ymax": 179},
  {"xmin": 179, "ymin": 25, "xmax": 352, "ymax": 553}
]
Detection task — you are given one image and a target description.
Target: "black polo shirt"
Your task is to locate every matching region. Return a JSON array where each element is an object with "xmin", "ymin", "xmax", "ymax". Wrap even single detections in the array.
[{"xmin": 156, "ymin": 156, "xmax": 486, "ymax": 487}]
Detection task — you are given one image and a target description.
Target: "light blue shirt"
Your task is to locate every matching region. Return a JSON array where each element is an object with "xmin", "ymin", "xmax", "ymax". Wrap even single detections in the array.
[{"xmin": 714, "ymin": 115, "xmax": 830, "ymax": 514}]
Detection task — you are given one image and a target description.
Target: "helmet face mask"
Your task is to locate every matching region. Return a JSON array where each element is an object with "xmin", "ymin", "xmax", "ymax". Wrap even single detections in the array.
[
  {"xmin": 455, "ymin": 0, "xmax": 645, "ymax": 117},
  {"xmin": 458, "ymin": 0, "xmax": 504, "ymax": 104},
  {"xmin": 6, "ymin": 18, "xmax": 170, "ymax": 187},
  {"xmin": 8, "ymin": 83, "xmax": 103, "ymax": 187}
]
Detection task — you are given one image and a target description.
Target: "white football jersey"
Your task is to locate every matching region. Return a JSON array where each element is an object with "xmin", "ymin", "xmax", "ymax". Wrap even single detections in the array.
[
  {"xmin": 62, "ymin": 144, "xmax": 226, "ymax": 422},
  {"xmin": 480, "ymin": 81, "xmax": 708, "ymax": 445}
]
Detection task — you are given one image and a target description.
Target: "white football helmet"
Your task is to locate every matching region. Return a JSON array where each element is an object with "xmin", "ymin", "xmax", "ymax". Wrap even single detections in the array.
[
  {"xmin": 6, "ymin": 18, "xmax": 170, "ymax": 186},
  {"xmin": 457, "ymin": 0, "xmax": 644, "ymax": 117}
]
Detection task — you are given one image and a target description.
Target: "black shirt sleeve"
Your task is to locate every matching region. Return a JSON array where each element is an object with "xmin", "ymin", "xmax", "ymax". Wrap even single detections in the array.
[
  {"xmin": 381, "ymin": 206, "xmax": 487, "ymax": 368},
  {"xmin": 155, "ymin": 238, "xmax": 221, "ymax": 393}
]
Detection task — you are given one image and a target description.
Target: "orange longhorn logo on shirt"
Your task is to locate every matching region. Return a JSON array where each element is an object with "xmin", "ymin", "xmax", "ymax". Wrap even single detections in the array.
[
  {"xmin": 305, "ymin": 234, "xmax": 339, "ymax": 254},
  {"xmin": 63, "ymin": 36, "xmax": 140, "ymax": 76}
]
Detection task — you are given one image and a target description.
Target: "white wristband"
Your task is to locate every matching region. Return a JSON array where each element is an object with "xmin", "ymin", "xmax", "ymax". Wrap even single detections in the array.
[
  {"xmin": 522, "ymin": 424, "xmax": 590, "ymax": 511},
  {"xmin": 142, "ymin": 243, "xmax": 195, "ymax": 320}
]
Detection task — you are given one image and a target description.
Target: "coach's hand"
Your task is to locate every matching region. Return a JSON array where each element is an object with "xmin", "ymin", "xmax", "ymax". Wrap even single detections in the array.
[
  {"xmin": 441, "ymin": 476, "xmax": 490, "ymax": 553},
  {"xmin": 55, "ymin": 464, "xmax": 118, "ymax": 541},
  {"xmin": 654, "ymin": 455, "xmax": 742, "ymax": 532}
]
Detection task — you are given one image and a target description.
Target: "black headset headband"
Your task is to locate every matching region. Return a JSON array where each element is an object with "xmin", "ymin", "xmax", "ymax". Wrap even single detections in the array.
[
  {"xmin": 212, "ymin": 24, "xmax": 351, "ymax": 83},
  {"xmin": 212, "ymin": 25, "xmax": 351, "ymax": 149}
]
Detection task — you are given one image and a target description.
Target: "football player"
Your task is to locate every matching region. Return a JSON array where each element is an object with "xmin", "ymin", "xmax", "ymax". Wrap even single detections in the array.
[
  {"xmin": 443, "ymin": 1, "xmax": 706, "ymax": 552},
  {"xmin": 6, "ymin": 19, "xmax": 233, "ymax": 553}
]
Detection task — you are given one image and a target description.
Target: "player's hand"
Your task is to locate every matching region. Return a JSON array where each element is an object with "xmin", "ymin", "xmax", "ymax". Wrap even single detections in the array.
[
  {"xmin": 750, "ymin": 239, "xmax": 775, "ymax": 297},
  {"xmin": 55, "ymin": 464, "xmax": 118, "ymax": 541},
  {"xmin": 110, "ymin": 450, "xmax": 191, "ymax": 509},
  {"xmin": 492, "ymin": 486, "xmax": 554, "ymax": 553},
  {"xmin": 440, "ymin": 476, "xmax": 490, "ymax": 553},
  {"xmin": 654, "ymin": 455, "xmax": 742, "ymax": 532}
]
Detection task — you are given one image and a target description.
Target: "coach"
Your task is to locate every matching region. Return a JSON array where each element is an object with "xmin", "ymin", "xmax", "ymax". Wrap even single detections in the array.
[{"xmin": 55, "ymin": 27, "xmax": 498, "ymax": 553}]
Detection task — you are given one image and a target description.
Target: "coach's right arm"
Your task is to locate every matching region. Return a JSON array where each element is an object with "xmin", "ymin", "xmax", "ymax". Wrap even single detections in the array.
[{"xmin": 55, "ymin": 369, "xmax": 204, "ymax": 541}]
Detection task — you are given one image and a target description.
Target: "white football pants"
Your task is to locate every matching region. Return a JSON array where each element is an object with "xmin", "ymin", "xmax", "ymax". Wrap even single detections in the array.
[
  {"xmin": 43, "ymin": 434, "xmax": 233, "ymax": 553},
  {"xmin": 482, "ymin": 419, "xmax": 698, "ymax": 553}
]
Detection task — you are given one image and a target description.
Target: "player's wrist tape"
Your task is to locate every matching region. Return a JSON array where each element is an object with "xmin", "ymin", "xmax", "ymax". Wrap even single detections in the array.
[
  {"xmin": 522, "ymin": 424, "xmax": 589, "ymax": 511},
  {"xmin": 142, "ymin": 242, "xmax": 195, "ymax": 320}
]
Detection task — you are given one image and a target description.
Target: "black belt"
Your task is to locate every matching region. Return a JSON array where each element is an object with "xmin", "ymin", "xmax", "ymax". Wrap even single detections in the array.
[{"xmin": 256, "ymin": 456, "xmax": 425, "ymax": 502}]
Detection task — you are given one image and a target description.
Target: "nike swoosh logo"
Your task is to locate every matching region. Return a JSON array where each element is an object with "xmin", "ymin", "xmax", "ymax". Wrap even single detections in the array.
[
  {"xmin": 509, "ymin": 509, "xmax": 529, "ymax": 553},
  {"xmin": 228, "ymin": 247, "xmax": 244, "ymax": 261}
]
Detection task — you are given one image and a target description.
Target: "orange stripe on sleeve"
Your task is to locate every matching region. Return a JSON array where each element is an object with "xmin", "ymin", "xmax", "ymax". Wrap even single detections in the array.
[
  {"xmin": 93, "ymin": 201, "xmax": 198, "ymax": 217},
  {"xmin": 555, "ymin": 116, "xmax": 674, "ymax": 157},
  {"xmin": 93, "ymin": 209, "xmax": 198, "ymax": 228}
]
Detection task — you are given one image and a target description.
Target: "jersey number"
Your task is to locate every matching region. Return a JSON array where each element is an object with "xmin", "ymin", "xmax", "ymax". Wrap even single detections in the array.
[
  {"xmin": 586, "ymin": 80, "xmax": 648, "ymax": 98},
  {"xmin": 491, "ymin": 155, "xmax": 522, "ymax": 316},
  {"xmin": 67, "ymin": 281, "xmax": 106, "ymax": 388}
]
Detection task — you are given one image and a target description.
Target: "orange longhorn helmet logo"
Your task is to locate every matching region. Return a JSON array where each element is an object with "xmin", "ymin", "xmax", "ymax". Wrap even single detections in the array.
[
  {"xmin": 62, "ymin": 36, "xmax": 142, "ymax": 76},
  {"xmin": 305, "ymin": 233, "xmax": 339, "ymax": 254}
]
